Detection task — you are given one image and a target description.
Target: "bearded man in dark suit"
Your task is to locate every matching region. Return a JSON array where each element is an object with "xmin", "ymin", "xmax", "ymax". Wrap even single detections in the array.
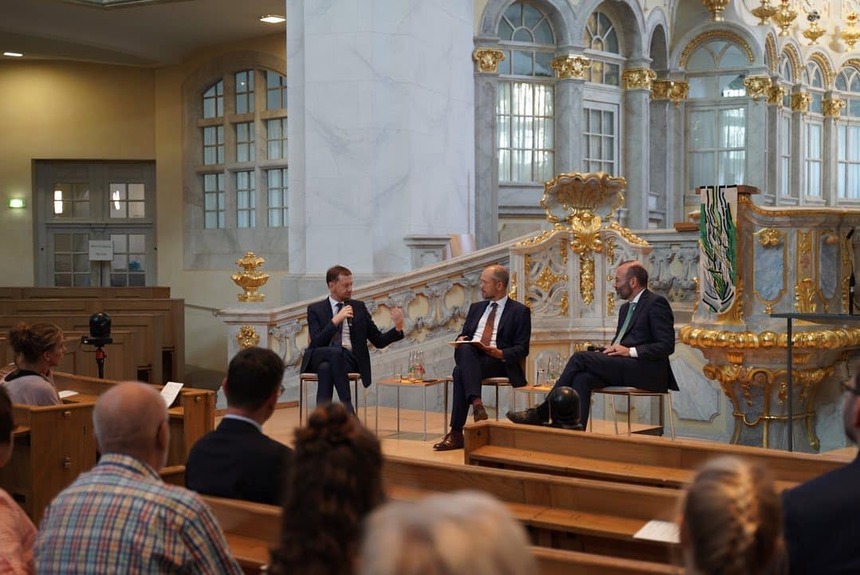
[{"xmin": 507, "ymin": 260, "xmax": 677, "ymax": 429}]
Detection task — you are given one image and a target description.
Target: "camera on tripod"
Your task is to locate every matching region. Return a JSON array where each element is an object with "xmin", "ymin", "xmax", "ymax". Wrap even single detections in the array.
[{"xmin": 81, "ymin": 312, "xmax": 113, "ymax": 347}]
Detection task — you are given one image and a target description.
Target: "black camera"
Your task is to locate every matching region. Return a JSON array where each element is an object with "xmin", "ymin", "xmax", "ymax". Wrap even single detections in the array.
[
  {"xmin": 81, "ymin": 312, "xmax": 113, "ymax": 347},
  {"xmin": 586, "ymin": 345, "xmax": 606, "ymax": 352}
]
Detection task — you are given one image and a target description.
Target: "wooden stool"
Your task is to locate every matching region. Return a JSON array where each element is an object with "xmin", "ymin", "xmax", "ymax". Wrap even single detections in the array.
[
  {"xmin": 298, "ymin": 372, "xmax": 364, "ymax": 423},
  {"xmin": 480, "ymin": 377, "xmax": 511, "ymax": 420},
  {"xmin": 591, "ymin": 386, "xmax": 675, "ymax": 438}
]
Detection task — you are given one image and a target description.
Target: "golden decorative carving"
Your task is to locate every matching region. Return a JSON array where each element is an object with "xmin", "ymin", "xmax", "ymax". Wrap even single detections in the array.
[
  {"xmin": 607, "ymin": 289, "xmax": 615, "ymax": 317},
  {"xmin": 651, "ymin": 80, "xmax": 689, "ymax": 106},
  {"xmin": 843, "ymin": 235, "xmax": 853, "ymax": 312},
  {"xmin": 781, "ymin": 45, "xmax": 802, "ymax": 81},
  {"xmin": 772, "ymin": 0, "xmax": 798, "ymax": 36},
  {"xmin": 757, "ymin": 228, "xmax": 783, "ymax": 248},
  {"xmin": 702, "ymin": 0, "xmax": 730, "ymax": 21},
  {"xmin": 719, "ymin": 276, "xmax": 745, "ymax": 324},
  {"xmin": 551, "ymin": 55, "xmax": 591, "ymax": 80},
  {"xmin": 570, "ymin": 212, "xmax": 604, "ymax": 256},
  {"xmin": 824, "ymin": 97, "xmax": 846, "ymax": 118},
  {"xmin": 680, "ymin": 325, "xmax": 860, "ymax": 350},
  {"xmin": 560, "ymin": 291, "xmax": 569, "ymax": 317},
  {"xmin": 841, "ymin": 11, "xmax": 860, "ymax": 49},
  {"xmin": 766, "ymin": 84, "xmax": 785, "ymax": 106},
  {"xmin": 231, "ymin": 251, "xmax": 269, "ymax": 302},
  {"xmin": 751, "ymin": 1, "xmax": 778, "ymax": 26},
  {"xmin": 472, "ymin": 48, "xmax": 505, "ymax": 74},
  {"xmin": 236, "ymin": 325, "xmax": 260, "ymax": 349},
  {"xmin": 809, "ymin": 53, "xmax": 834, "ymax": 88},
  {"xmin": 679, "ymin": 31, "xmax": 754, "ymax": 68},
  {"xmin": 515, "ymin": 229, "xmax": 554, "ymax": 247},
  {"xmin": 622, "ymin": 67, "xmax": 656, "ymax": 90},
  {"xmin": 511, "ymin": 271, "xmax": 518, "ymax": 301},
  {"xmin": 743, "ymin": 75, "xmax": 771, "ymax": 101},
  {"xmin": 534, "ymin": 265, "xmax": 564, "ymax": 293},
  {"xmin": 580, "ymin": 255, "xmax": 595, "ymax": 306},
  {"xmin": 791, "ymin": 92, "xmax": 812, "ymax": 114},
  {"xmin": 608, "ymin": 222, "xmax": 650, "ymax": 247},
  {"xmin": 541, "ymin": 172, "xmax": 626, "ymax": 230},
  {"xmin": 764, "ymin": 33, "xmax": 778, "ymax": 73},
  {"xmin": 802, "ymin": 11, "xmax": 825, "ymax": 46},
  {"xmin": 795, "ymin": 277, "xmax": 817, "ymax": 313}
]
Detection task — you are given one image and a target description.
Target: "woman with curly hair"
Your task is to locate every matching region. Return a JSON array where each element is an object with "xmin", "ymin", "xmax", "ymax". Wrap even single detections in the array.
[
  {"xmin": 268, "ymin": 403, "xmax": 385, "ymax": 575},
  {"xmin": 681, "ymin": 456, "xmax": 786, "ymax": 575},
  {"xmin": 1, "ymin": 322, "xmax": 65, "ymax": 405}
]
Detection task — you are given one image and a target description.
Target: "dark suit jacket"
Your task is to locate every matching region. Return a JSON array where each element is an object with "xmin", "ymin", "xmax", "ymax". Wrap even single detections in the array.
[
  {"xmin": 615, "ymin": 289, "xmax": 678, "ymax": 392},
  {"xmin": 783, "ymin": 455, "xmax": 860, "ymax": 574},
  {"xmin": 185, "ymin": 417, "xmax": 293, "ymax": 505},
  {"xmin": 458, "ymin": 298, "xmax": 531, "ymax": 387},
  {"xmin": 300, "ymin": 297, "xmax": 404, "ymax": 387}
]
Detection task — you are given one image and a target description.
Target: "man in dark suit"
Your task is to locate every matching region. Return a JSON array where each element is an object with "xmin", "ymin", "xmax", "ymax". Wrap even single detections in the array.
[
  {"xmin": 300, "ymin": 265, "xmax": 404, "ymax": 414},
  {"xmin": 433, "ymin": 264, "xmax": 531, "ymax": 451},
  {"xmin": 185, "ymin": 347, "xmax": 292, "ymax": 505},
  {"xmin": 782, "ymin": 367, "xmax": 860, "ymax": 574},
  {"xmin": 507, "ymin": 260, "xmax": 677, "ymax": 429}
]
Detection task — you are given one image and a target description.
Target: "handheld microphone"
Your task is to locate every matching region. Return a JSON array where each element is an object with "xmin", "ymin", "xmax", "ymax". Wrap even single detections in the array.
[{"xmin": 343, "ymin": 299, "xmax": 352, "ymax": 327}]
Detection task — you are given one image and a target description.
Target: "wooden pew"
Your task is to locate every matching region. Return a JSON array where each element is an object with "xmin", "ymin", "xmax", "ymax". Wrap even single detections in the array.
[
  {"xmin": 463, "ymin": 421, "xmax": 849, "ymax": 489},
  {"xmin": 53, "ymin": 371, "xmax": 215, "ymax": 465},
  {"xmin": 0, "ymin": 286, "xmax": 171, "ymax": 299},
  {"xmin": 199, "ymin": 492, "xmax": 681, "ymax": 575},
  {"xmin": 0, "ymin": 402, "xmax": 98, "ymax": 524},
  {"xmin": 383, "ymin": 455, "xmax": 680, "ymax": 563}
]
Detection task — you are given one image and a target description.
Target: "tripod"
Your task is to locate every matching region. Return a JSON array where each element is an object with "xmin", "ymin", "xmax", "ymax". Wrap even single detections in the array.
[{"xmin": 94, "ymin": 345, "xmax": 107, "ymax": 379}]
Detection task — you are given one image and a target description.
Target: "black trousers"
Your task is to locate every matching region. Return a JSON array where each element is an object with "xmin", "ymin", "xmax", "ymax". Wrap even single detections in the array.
[
  {"xmin": 449, "ymin": 343, "xmax": 507, "ymax": 431},
  {"xmin": 305, "ymin": 346, "xmax": 359, "ymax": 414}
]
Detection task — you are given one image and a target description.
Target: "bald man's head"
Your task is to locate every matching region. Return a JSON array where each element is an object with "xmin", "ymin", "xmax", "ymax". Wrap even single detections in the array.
[{"xmin": 93, "ymin": 382, "xmax": 170, "ymax": 470}]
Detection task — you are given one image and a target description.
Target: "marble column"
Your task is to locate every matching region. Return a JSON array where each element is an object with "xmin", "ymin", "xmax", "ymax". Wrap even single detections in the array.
[
  {"xmin": 745, "ymin": 97, "xmax": 768, "ymax": 194},
  {"xmin": 473, "ymin": 51, "xmax": 500, "ymax": 249},
  {"xmin": 822, "ymin": 94, "xmax": 845, "ymax": 206},
  {"xmin": 622, "ymin": 67, "xmax": 654, "ymax": 229},
  {"xmin": 554, "ymin": 77, "xmax": 584, "ymax": 173},
  {"xmin": 790, "ymin": 91, "xmax": 810, "ymax": 206},
  {"xmin": 287, "ymin": 0, "xmax": 474, "ymax": 275}
]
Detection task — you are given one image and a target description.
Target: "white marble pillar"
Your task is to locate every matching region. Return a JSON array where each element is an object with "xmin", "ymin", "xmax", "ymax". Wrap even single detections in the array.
[
  {"xmin": 623, "ymin": 86, "xmax": 651, "ymax": 229},
  {"xmin": 822, "ymin": 93, "xmax": 840, "ymax": 207},
  {"xmin": 745, "ymin": 98, "xmax": 768, "ymax": 193},
  {"xmin": 473, "ymin": 66, "xmax": 498, "ymax": 249},
  {"xmin": 649, "ymin": 98, "xmax": 670, "ymax": 223},
  {"xmin": 555, "ymin": 78, "xmax": 584, "ymax": 173},
  {"xmin": 790, "ymin": 103, "xmax": 805, "ymax": 205},
  {"xmin": 287, "ymin": 0, "xmax": 475, "ymax": 275}
]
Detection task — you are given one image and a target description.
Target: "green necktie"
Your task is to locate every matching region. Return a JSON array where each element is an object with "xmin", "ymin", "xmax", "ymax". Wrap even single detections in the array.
[{"xmin": 612, "ymin": 301, "xmax": 636, "ymax": 346}]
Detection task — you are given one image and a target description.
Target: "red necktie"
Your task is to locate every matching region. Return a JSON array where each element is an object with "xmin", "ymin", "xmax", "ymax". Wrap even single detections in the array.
[{"xmin": 480, "ymin": 303, "xmax": 497, "ymax": 345}]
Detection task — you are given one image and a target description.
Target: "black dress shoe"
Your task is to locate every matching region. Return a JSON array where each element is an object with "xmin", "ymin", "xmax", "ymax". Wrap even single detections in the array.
[
  {"xmin": 472, "ymin": 404, "xmax": 489, "ymax": 422},
  {"xmin": 433, "ymin": 431, "xmax": 464, "ymax": 451},
  {"xmin": 506, "ymin": 408, "xmax": 547, "ymax": 426}
]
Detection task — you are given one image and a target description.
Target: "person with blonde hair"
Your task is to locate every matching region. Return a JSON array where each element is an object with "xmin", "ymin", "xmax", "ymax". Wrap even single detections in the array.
[
  {"xmin": 681, "ymin": 456, "xmax": 784, "ymax": 575},
  {"xmin": 358, "ymin": 490, "xmax": 536, "ymax": 575},
  {"xmin": 1, "ymin": 322, "xmax": 66, "ymax": 405}
]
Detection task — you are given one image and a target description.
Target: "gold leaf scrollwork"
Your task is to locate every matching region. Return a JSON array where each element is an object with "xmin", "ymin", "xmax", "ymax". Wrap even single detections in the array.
[
  {"xmin": 823, "ymin": 97, "xmax": 846, "ymax": 119},
  {"xmin": 651, "ymin": 80, "xmax": 689, "ymax": 106},
  {"xmin": 580, "ymin": 255, "xmax": 595, "ymax": 306},
  {"xmin": 608, "ymin": 222, "xmax": 649, "ymax": 247},
  {"xmin": 236, "ymin": 325, "xmax": 260, "ymax": 349},
  {"xmin": 551, "ymin": 55, "xmax": 591, "ymax": 80},
  {"xmin": 791, "ymin": 92, "xmax": 812, "ymax": 114},
  {"xmin": 472, "ymin": 48, "xmax": 505, "ymax": 74},
  {"xmin": 757, "ymin": 228, "xmax": 783, "ymax": 248},
  {"xmin": 794, "ymin": 277, "xmax": 817, "ymax": 313},
  {"xmin": 767, "ymin": 85, "xmax": 785, "ymax": 107},
  {"xmin": 570, "ymin": 212, "xmax": 604, "ymax": 255},
  {"xmin": 622, "ymin": 68, "xmax": 656, "ymax": 90},
  {"xmin": 742, "ymin": 76, "xmax": 771, "ymax": 101},
  {"xmin": 560, "ymin": 291, "xmax": 569, "ymax": 317}
]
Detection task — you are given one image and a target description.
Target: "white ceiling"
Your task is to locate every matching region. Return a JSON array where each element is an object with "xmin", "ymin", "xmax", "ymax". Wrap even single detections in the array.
[{"xmin": 0, "ymin": 0, "xmax": 286, "ymax": 67}]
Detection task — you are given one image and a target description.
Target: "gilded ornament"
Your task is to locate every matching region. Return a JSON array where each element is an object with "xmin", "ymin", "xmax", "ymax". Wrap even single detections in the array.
[
  {"xmin": 823, "ymin": 97, "xmax": 846, "ymax": 118},
  {"xmin": 580, "ymin": 255, "xmax": 595, "ymax": 306},
  {"xmin": 534, "ymin": 265, "xmax": 564, "ymax": 293},
  {"xmin": 680, "ymin": 325, "xmax": 860, "ymax": 350},
  {"xmin": 808, "ymin": 53, "xmax": 834, "ymax": 87},
  {"xmin": 791, "ymin": 92, "xmax": 811, "ymax": 113},
  {"xmin": 231, "ymin": 251, "xmax": 269, "ymax": 302},
  {"xmin": 472, "ymin": 48, "xmax": 505, "ymax": 74},
  {"xmin": 560, "ymin": 291, "xmax": 569, "ymax": 317},
  {"xmin": 795, "ymin": 277, "xmax": 817, "ymax": 313},
  {"xmin": 680, "ymin": 31, "xmax": 754, "ymax": 68},
  {"xmin": 743, "ymin": 76, "xmax": 771, "ymax": 101},
  {"xmin": 606, "ymin": 290, "xmax": 615, "ymax": 316},
  {"xmin": 772, "ymin": 0, "xmax": 798, "ymax": 36},
  {"xmin": 236, "ymin": 325, "xmax": 260, "ymax": 349},
  {"xmin": 702, "ymin": 0, "xmax": 730, "ymax": 21},
  {"xmin": 608, "ymin": 222, "xmax": 650, "ymax": 247},
  {"xmin": 551, "ymin": 55, "xmax": 591, "ymax": 80},
  {"xmin": 510, "ymin": 271, "xmax": 518, "ymax": 301},
  {"xmin": 622, "ymin": 68, "xmax": 656, "ymax": 90},
  {"xmin": 766, "ymin": 84, "xmax": 785, "ymax": 106},
  {"xmin": 540, "ymin": 172, "xmax": 626, "ymax": 230},
  {"xmin": 651, "ymin": 80, "xmax": 689, "ymax": 106},
  {"xmin": 757, "ymin": 228, "xmax": 783, "ymax": 248},
  {"xmin": 718, "ymin": 277, "xmax": 745, "ymax": 324},
  {"xmin": 765, "ymin": 34, "xmax": 778, "ymax": 74},
  {"xmin": 841, "ymin": 12, "xmax": 860, "ymax": 49},
  {"xmin": 802, "ymin": 10, "xmax": 825, "ymax": 45},
  {"xmin": 751, "ymin": 1, "xmax": 778, "ymax": 26}
]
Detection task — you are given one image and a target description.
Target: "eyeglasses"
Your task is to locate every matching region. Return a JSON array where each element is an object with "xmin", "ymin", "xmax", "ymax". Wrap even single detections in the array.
[{"xmin": 840, "ymin": 379, "xmax": 860, "ymax": 395}]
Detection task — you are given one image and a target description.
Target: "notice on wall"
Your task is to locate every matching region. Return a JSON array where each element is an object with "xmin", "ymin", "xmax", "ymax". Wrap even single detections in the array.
[{"xmin": 88, "ymin": 240, "xmax": 113, "ymax": 261}]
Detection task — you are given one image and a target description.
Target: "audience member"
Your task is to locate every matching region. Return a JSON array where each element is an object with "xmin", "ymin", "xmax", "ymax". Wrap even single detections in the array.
[
  {"xmin": 507, "ymin": 260, "xmax": 677, "ymax": 429},
  {"xmin": 681, "ymin": 456, "xmax": 783, "ymax": 575},
  {"xmin": 434, "ymin": 264, "xmax": 531, "ymax": 451},
  {"xmin": 34, "ymin": 382, "xmax": 242, "ymax": 574},
  {"xmin": 359, "ymin": 490, "xmax": 536, "ymax": 575},
  {"xmin": 300, "ymin": 265, "xmax": 404, "ymax": 414},
  {"xmin": 0, "ymin": 386, "xmax": 36, "ymax": 575},
  {"xmin": 1, "ymin": 322, "xmax": 65, "ymax": 405},
  {"xmin": 782, "ymin": 370, "xmax": 860, "ymax": 574},
  {"xmin": 269, "ymin": 402, "xmax": 385, "ymax": 575},
  {"xmin": 186, "ymin": 346, "xmax": 293, "ymax": 504}
]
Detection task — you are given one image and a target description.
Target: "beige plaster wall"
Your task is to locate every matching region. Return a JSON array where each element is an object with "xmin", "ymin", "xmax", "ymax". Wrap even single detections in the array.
[{"xmin": 0, "ymin": 33, "xmax": 287, "ymax": 373}]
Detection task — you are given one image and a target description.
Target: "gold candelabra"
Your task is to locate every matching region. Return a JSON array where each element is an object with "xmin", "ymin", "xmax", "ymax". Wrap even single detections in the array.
[
  {"xmin": 702, "ymin": 0, "xmax": 731, "ymax": 21},
  {"xmin": 747, "ymin": 0, "xmax": 860, "ymax": 47},
  {"xmin": 231, "ymin": 251, "xmax": 270, "ymax": 302},
  {"xmin": 842, "ymin": 11, "xmax": 860, "ymax": 49}
]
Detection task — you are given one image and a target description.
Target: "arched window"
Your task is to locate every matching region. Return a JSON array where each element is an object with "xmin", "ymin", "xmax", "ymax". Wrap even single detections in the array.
[
  {"xmin": 778, "ymin": 53, "xmax": 795, "ymax": 199},
  {"xmin": 496, "ymin": 0, "xmax": 556, "ymax": 183},
  {"xmin": 686, "ymin": 41, "xmax": 748, "ymax": 191},
  {"xmin": 802, "ymin": 61, "xmax": 825, "ymax": 198},
  {"xmin": 836, "ymin": 67, "xmax": 860, "ymax": 199},
  {"xmin": 582, "ymin": 10, "xmax": 623, "ymax": 175}
]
